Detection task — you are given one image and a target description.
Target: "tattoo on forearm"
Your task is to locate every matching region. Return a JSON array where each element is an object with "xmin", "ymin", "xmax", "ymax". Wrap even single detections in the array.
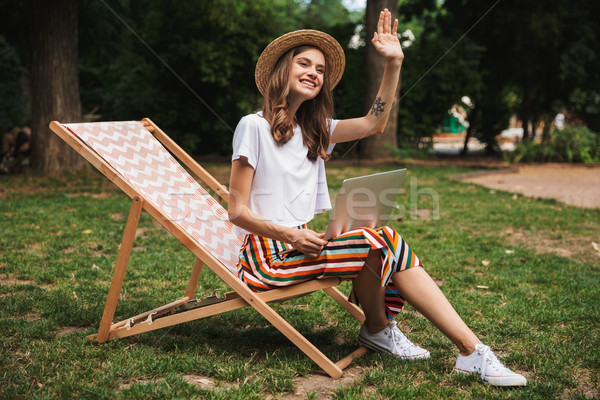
[{"xmin": 370, "ymin": 97, "xmax": 386, "ymax": 117}]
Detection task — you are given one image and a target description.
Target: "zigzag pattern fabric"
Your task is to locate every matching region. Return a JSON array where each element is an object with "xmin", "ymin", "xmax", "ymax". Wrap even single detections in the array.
[{"xmin": 65, "ymin": 121, "xmax": 243, "ymax": 273}]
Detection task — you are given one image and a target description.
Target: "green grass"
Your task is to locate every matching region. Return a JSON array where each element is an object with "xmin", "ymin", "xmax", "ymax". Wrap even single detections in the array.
[{"xmin": 1, "ymin": 165, "xmax": 599, "ymax": 399}]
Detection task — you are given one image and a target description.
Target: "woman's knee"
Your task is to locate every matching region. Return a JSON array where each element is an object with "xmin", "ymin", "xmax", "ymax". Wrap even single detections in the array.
[
  {"xmin": 392, "ymin": 264, "xmax": 426, "ymax": 281},
  {"xmin": 380, "ymin": 225, "xmax": 400, "ymax": 238}
]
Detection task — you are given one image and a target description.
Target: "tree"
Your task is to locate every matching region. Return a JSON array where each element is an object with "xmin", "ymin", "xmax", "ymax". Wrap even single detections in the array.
[
  {"xmin": 360, "ymin": 0, "xmax": 399, "ymax": 159},
  {"xmin": 443, "ymin": 0, "xmax": 600, "ymax": 149},
  {"xmin": 395, "ymin": 0, "xmax": 483, "ymax": 152},
  {"xmin": 75, "ymin": 0, "xmax": 359, "ymax": 157},
  {"xmin": 30, "ymin": 0, "xmax": 87, "ymax": 174},
  {"xmin": 0, "ymin": 1, "xmax": 31, "ymax": 133},
  {"xmin": 77, "ymin": 0, "xmax": 313, "ymax": 154},
  {"xmin": 0, "ymin": 36, "xmax": 28, "ymax": 130}
]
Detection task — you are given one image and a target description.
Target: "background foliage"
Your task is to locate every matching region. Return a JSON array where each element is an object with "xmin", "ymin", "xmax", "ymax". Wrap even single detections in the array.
[
  {"xmin": 0, "ymin": 35, "xmax": 29, "ymax": 130},
  {"xmin": 509, "ymin": 125, "xmax": 600, "ymax": 163},
  {"xmin": 0, "ymin": 0, "xmax": 599, "ymax": 157},
  {"xmin": 397, "ymin": 0, "xmax": 600, "ymax": 153}
]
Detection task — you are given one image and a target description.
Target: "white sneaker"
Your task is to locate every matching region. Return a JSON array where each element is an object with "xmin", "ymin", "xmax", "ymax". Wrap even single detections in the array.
[
  {"xmin": 454, "ymin": 344, "xmax": 527, "ymax": 386},
  {"xmin": 359, "ymin": 320, "xmax": 430, "ymax": 360}
]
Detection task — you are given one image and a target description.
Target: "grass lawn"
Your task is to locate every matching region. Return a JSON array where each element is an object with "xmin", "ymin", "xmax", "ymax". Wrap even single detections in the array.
[{"xmin": 1, "ymin": 164, "xmax": 599, "ymax": 399}]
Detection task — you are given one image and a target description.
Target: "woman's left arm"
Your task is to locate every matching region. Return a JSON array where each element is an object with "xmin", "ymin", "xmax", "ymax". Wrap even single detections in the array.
[{"xmin": 331, "ymin": 8, "xmax": 404, "ymax": 143}]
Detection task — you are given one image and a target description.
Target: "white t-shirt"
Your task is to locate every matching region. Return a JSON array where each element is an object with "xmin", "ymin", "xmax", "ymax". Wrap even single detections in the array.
[{"xmin": 232, "ymin": 112, "xmax": 339, "ymax": 234}]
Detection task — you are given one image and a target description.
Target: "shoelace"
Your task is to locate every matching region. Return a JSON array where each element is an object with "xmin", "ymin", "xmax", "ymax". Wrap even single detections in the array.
[
  {"xmin": 387, "ymin": 321, "xmax": 414, "ymax": 355},
  {"xmin": 478, "ymin": 345, "xmax": 510, "ymax": 378}
]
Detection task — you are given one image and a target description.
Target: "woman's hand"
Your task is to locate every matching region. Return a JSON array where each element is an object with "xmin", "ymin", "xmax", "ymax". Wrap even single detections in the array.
[
  {"xmin": 287, "ymin": 228, "xmax": 327, "ymax": 258},
  {"xmin": 371, "ymin": 8, "xmax": 404, "ymax": 63},
  {"xmin": 329, "ymin": 9, "xmax": 404, "ymax": 144}
]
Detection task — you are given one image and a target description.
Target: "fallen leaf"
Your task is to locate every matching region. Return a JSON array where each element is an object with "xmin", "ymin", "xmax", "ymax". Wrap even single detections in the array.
[
  {"xmin": 33, "ymin": 377, "xmax": 43, "ymax": 388},
  {"xmin": 520, "ymin": 258, "xmax": 527, "ymax": 263},
  {"xmin": 512, "ymin": 194, "xmax": 518, "ymax": 200},
  {"xmin": 481, "ymin": 260, "xmax": 490, "ymax": 266},
  {"xmin": 82, "ymin": 229, "xmax": 92, "ymax": 234}
]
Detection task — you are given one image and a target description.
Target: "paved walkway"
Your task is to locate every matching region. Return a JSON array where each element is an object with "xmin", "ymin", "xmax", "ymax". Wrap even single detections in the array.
[{"xmin": 459, "ymin": 164, "xmax": 600, "ymax": 209}]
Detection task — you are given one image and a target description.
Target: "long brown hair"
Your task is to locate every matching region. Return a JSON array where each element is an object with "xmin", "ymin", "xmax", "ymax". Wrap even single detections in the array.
[{"xmin": 261, "ymin": 45, "xmax": 334, "ymax": 161}]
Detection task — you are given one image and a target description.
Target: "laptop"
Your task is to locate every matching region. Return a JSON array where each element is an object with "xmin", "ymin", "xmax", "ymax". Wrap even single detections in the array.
[{"xmin": 323, "ymin": 168, "xmax": 407, "ymax": 239}]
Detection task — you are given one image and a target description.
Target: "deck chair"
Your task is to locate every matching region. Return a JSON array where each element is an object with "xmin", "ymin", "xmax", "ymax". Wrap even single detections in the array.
[{"xmin": 49, "ymin": 118, "xmax": 367, "ymax": 378}]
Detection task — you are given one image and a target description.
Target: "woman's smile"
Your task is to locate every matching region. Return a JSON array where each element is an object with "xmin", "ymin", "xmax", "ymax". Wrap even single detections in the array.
[
  {"xmin": 288, "ymin": 48, "xmax": 325, "ymax": 102},
  {"xmin": 300, "ymin": 78, "xmax": 317, "ymax": 88}
]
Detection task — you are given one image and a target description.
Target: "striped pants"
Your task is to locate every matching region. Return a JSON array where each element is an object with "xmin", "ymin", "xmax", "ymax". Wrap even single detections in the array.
[{"xmin": 237, "ymin": 226, "xmax": 423, "ymax": 319}]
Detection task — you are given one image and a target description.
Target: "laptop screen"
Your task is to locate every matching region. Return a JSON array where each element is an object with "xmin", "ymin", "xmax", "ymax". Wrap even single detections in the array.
[{"xmin": 324, "ymin": 169, "xmax": 407, "ymax": 239}]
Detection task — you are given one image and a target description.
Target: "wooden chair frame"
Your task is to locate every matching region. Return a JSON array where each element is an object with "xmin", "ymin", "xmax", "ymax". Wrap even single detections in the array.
[{"xmin": 49, "ymin": 118, "xmax": 366, "ymax": 378}]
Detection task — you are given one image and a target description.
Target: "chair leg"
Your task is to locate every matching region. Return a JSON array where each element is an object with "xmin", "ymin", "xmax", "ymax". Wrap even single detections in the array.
[
  {"xmin": 335, "ymin": 346, "xmax": 368, "ymax": 370},
  {"xmin": 185, "ymin": 258, "xmax": 204, "ymax": 299},
  {"xmin": 323, "ymin": 287, "xmax": 366, "ymax": 323},
  {"xmin": 208, "ymin": 266, "xmax": 345, "ymax": 378},
  {"xmin": 96, "ymin": 196, "xmax": 144, "ymax": 343},
  {"xmin": 251, "ymin": 298, "xmax": 344, "ymax": 378}
]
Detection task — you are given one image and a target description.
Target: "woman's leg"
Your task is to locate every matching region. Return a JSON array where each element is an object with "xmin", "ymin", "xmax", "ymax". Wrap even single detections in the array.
[
  {"xmin": 352, "ymin": 249, "xmax": 388, "ymax": 334},
  {"xmin": 391, "ymin": 267, "xmax": 481, "ymax": 356}
]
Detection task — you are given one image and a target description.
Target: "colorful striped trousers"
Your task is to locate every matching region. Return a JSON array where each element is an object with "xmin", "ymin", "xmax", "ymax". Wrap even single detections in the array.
[{"xmin": 237, "ymin": 226, "xmax": 424, "ymax": 319}]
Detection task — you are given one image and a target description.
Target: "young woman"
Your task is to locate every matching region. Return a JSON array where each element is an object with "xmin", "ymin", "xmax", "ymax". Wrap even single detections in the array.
[{"xmin": 228, "ymin": 9, "xmax": 526, "ymax": 387}]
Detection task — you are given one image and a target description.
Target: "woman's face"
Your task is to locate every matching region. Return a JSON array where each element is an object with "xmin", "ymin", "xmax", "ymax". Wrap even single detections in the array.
[{"xmin": 287, "ymin": 48, "xmax": 326, "ymax": 103}]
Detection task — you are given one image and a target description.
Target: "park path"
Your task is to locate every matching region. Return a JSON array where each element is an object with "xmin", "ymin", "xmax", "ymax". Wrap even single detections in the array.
[{"xmin": 458, "ymin": 164, "xmax": 600, "ymax": 209}]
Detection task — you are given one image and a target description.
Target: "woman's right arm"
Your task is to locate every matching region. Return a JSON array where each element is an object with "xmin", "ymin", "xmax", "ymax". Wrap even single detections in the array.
[{"xmin": 228, "ymin": 157, "xmax": 327, "ymax": 257}]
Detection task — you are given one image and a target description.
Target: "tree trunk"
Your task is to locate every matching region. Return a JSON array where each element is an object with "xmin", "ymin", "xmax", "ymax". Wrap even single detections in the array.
[
  {"xmin": 541, "ymin": 115, "xmax": 551, "ymax": 143},
  {"xmin": 460, "ymin": 105, "xmax": 478, "ymax": 157},
  {"xmin": 30, "ymin": 0, "xmax": 87, "ymax": 174},
  {"xmin": 521, "ymin": 85, "xmax": 531, "ymax": 141},
  {"xmin": 360, "ymin": 0, "xmax": 399, "ymax": 159}
]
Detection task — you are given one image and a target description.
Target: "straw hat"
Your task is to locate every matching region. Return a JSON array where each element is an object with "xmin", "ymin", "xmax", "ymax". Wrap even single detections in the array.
[{"xmin": 255, "ymin": 29, "xmax": 345, "ymax": 97}]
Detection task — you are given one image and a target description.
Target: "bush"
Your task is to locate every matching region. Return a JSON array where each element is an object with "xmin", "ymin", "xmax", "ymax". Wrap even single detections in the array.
[
  {"xmin": 0, "ymin": 36, "xmax": 29, "ymax": 130},
  {"xmin": 509, "ymin": 125, "xmax": 600, "ymax": 163}
]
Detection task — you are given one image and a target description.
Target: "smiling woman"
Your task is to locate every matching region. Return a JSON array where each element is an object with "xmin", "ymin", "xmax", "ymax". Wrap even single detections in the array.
[{"xmin": 224, "ymin": 9, "xmax": 527, "ymax": 387}]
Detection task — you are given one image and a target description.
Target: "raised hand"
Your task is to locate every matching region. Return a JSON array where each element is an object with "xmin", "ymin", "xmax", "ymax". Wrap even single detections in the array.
[{"xmin": 371, "ymin": 8, "xmax": 404, "ymax": 62}]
